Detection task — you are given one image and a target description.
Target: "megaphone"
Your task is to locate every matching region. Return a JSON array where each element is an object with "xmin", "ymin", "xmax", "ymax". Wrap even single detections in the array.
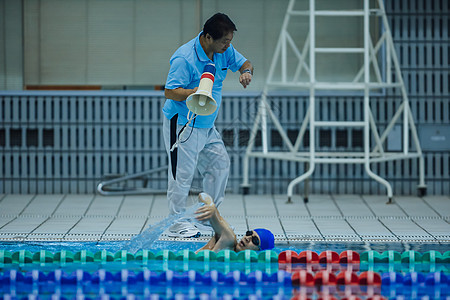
[{"xmin": 186, "ymin": 63, "xmax": 217, "ymax": 116}]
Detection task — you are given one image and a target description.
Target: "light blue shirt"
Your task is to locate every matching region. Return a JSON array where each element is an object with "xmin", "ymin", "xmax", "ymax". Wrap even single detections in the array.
[{"xmin": 163, "ymin": 32, "xmax": 247, "ymax": 128}]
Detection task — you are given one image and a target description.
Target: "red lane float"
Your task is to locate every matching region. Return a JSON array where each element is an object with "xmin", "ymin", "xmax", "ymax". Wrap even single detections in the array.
[
  {"xmin": 336, "ymin": 271, "xmax": 359, "ymax": 285},
  {"xmin": 299, "ymin": 250, "xmax": 319, "ymax": 264},
  {"xmin": 339, "ymin": 250, "xmax": 360, "ymax": 264},
  {"xmin": 290, "ymin": 295, "xmax": 312, "ymax": 300},
  {"xmin": 319, "ymin": 251, "xmax": 340, "ymax": 264},
  {"xmin": 358, "ymin": 271, "xmax": 382, "ymax": 286},
  {"xmin": 291, "ymin": 270, "xmax": 314, "ymax": 286},
  {"xmin": 314, "ymin": 271, "xmax": 337, "ymax": 286},
  {"xmin": 317, "ymin": 296, "xmax": 338, "ymax": 300},
  {"xmin": 278, "ymin": 250, "xmax": 299, "ymax": 264}
]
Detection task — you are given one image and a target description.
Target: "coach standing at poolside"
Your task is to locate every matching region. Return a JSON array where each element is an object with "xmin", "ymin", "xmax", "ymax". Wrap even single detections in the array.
[{"xmin": 162, "ymin": 13, "xmax": 254, "ymax": 238}]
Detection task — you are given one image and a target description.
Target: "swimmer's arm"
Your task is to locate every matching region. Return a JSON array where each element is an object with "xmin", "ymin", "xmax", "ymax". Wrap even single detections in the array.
[
  {"xmin": 196, "ymin": 203, "xmax": 236, "ymax": 252},
  {"xmin": 196, "ymin": 235, "xmax": 217, "ymax": 253},
  {"xmin": 211, "ymin": 232, "xmax": 236, "ymax": 252},
  {"xmin": 195, "ymin": 197, "xmax": 233, "ymax": 237}
]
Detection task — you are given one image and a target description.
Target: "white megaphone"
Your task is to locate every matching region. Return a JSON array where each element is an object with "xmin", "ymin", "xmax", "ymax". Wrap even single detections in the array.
[{"xmin": 186, "ymin": 63, "xmax": 217, "ymax": 116}]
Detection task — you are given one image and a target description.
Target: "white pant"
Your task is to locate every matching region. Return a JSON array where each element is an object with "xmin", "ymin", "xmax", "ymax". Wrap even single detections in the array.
[{"xmin": 163, "ymin": 115, "xmax": 230, "ymax": 216}]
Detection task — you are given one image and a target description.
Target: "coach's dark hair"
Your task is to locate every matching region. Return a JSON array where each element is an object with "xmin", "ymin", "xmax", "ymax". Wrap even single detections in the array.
[{"xmin": 202, "ymin": 13, "xmax": 237, "ymax": 40}]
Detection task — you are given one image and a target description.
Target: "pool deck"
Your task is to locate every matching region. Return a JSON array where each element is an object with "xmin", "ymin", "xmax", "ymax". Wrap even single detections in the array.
[{"xmin": 0, "ymin": 193, "xmax": 449, "ymax": 244}]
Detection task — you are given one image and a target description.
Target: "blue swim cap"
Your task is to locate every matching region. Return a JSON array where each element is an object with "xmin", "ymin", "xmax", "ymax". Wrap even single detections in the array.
[{"xmin": 254, "ymin": 228, "xmax": 275, "ymax": 250}]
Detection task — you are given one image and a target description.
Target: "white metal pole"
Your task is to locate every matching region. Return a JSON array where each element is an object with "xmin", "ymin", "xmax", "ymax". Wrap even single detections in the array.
[
  {"xmin": 294, "ymin": 106, "xmax": 311, "ymax": 151},
  {"xmin": 377, "ymin": 0, "xmax": 393, "ymax": 86},
  {"xmin": 286, "ymin": 0, "xmax": 316, "ymax": 203},
  {"xmin": 363, "ymin": 0, "xmax": 393, "ymax": 202},
  {"xmin": 407, "ymin": 105, "xmax": 426, "ymax": 189},
  {"xmin": 261, "ymin": 96, "xmax": 268, "ymax": 154},
  {"xmin": 293, "ymin": 33, "xmax": 311, "ymax": 81},
  {"xmin": 309, "ymin": 0, "xmax": 315, "ymax": 166},
  {"xmin": 363, "ymin": 0, "xmax": 370, "ymax": 180}
]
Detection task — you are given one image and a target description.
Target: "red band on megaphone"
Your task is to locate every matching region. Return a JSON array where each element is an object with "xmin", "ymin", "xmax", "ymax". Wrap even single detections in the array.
[{"xmin": 200, "ymin": 73, "xmax": 215, "ymax": 82}]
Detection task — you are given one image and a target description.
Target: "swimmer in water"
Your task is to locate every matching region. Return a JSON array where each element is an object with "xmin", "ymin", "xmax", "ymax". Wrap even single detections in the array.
[{"xmin": 195, "ymin": 192, "xmax": 274, "ymax": 253}]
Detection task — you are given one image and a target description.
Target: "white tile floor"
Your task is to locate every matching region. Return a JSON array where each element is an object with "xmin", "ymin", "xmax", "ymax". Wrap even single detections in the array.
[{"xmin": 0, "ymin": 193, "xmax": 449, "ymax": 244}]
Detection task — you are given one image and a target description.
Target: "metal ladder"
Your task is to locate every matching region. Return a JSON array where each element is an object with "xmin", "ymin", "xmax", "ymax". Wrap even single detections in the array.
[{"xmin": 241, "ymin": 0, "xmax": 426, "ymax": 203}]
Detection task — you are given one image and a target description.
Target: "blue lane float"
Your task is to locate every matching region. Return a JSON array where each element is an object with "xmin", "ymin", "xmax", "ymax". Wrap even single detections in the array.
[
  {"xmin": 381, "ymin": 272, "xmax": 449, "ymax": 286},
  {"xmin": 0, "ymin": 269, "xmax": 293, "ymax": 287},
  {"xmin": 2, "ymin": 270, "xmax": 449, "ymax": 299},
  {"xmin": 3, "ymin": 269, "xmax": 448, "ymax": 288}
]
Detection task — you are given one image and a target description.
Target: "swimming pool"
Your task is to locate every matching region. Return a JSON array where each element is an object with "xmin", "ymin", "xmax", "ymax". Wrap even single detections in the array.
[{"xmin": 1, "ymin": 241, "xmax": 449, "ymax": 299}]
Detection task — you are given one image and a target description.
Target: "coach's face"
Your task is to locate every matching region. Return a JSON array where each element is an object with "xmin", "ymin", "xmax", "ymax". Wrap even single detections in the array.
[{"xmin": 208, "ymin": 31, "xmax": 233, "ymax": 54}]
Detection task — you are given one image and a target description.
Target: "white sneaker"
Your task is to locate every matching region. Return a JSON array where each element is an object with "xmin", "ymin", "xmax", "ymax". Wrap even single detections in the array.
[
  {"xmin": 167, "ymin": 221, "xmax": 201, "ymax": 238},
  {"xmin": 193, "ymin": 221, "xmax": 214, "ymax": 234},
  {"xmin": 192, "ymin": 220, "xmax": 235, "ymax": 234}
]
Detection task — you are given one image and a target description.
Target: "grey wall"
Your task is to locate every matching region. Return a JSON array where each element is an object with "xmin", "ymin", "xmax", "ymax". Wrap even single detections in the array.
[
  {"xmin": 20, "ymin": 0, "xmax": 371, "ymax": 91},
  {"xmin": 1, "ymin": 0, "xmax": 448, "ymax": 91},
  {"xmin": 0, "ymin": 91, "xmax": 448, "ymax": 195},
  {"xmin": 22, "ymin": 0, "xmax": 202, "ymax": 88},
  {"xmin": 21, "ymin": 0, "xmax": 285, "ymax": 90},
  {"xmin": 0, "ymin": 0, "xmax": 23, "ymax": 90}
]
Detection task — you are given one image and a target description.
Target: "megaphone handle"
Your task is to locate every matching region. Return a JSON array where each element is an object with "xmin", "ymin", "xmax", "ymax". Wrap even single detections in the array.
[
  {"xmin": 170, "ymin": 113, "xmax": 197, "ymax": 152},
  {"xmin": 170, "ymin": 126, "xmax": 187, "ymax": 152},
  {"xmin": 186, "ymin": 110, "xmax": 197, "ymax": 121}
]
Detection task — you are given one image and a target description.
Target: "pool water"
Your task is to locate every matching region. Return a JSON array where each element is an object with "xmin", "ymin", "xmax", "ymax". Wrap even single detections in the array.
[
  {"xmin": 2, "ymin": 240, "xmax": 450, "ymax": 254},
  {"xmin": 1, "ymin": 241, "xmax": 449, "ymax": 299}
]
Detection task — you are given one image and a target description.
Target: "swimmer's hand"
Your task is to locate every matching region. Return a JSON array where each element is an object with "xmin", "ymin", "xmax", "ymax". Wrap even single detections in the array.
[
  {"xmin": 196, "ymin": 193, "xmax": 215, "ymax": 221},
  {"xmin": 198, "ymin": 192, "xmax": 213, "ymax": 206},
  {"xmin": 195, "ymin": 204, "xmax": 215, "ymax": 221}
]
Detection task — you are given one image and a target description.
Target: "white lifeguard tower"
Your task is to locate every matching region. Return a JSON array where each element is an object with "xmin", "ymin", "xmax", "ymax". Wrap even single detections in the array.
[{"xmin": 241, "ymin": 0, "xmax": 426, "ymax": 203}]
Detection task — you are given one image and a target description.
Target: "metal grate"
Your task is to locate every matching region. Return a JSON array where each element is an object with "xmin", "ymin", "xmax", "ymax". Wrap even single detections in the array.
[{"xmin": 0, "ymin": 92, "xmax": 448, "ymax": 195}]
